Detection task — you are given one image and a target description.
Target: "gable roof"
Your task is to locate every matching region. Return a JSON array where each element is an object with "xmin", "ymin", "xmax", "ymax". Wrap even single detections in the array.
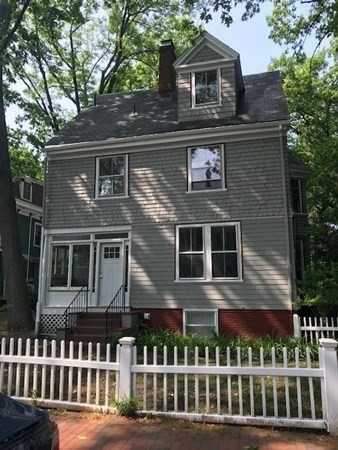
[
  {"xmin": 46, "ymin": 71, "xmax": 289, "ymax": 148},
  {"xmin": 174, "ymin": 31, "xmax": 239, "ymax": 68}
]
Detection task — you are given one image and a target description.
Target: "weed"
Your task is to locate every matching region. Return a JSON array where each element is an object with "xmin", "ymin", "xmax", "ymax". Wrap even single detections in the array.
[{"xmin": 113, "ymin": 396, "xmax": 138, "ymax": 417}]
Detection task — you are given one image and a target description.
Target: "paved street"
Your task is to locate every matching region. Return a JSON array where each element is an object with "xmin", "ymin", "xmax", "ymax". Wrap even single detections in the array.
[{"xmin": 52, "ymin": 410, "xmax": 338, "ymax": 449}]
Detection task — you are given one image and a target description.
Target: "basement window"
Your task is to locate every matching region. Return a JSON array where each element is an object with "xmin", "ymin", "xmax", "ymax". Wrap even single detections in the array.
[{"xmin": 184, "ymin": 309, "xmax": 218, "ymax": 336}]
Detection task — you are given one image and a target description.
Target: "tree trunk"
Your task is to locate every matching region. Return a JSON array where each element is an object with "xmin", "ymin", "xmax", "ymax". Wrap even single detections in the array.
[{"xmin": 0, "ymin": 63, "xmax": 34, "ymax": 331}]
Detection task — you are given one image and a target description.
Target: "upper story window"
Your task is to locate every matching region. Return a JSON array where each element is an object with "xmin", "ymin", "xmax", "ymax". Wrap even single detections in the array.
[
  {"xmin": 291, "ymin": 178, "xmax": 304, "ymax": 213},
  {"xmin": 176, "ymin": 222, "xmax": 242, "ymax": 281},
  {"xmin": 21, "ymin": 179, "xmax": 32, "ymax": 202},
  {"xmin": 96, "ymin": 155, "xmax": 128, "ymax": 198},
  {"xmin": 187, "ymin": 144, "xmax": 225, "ymax": 192},
  {"xmin": 192, "ymin": 69, "xmax": 220, "ymax": 107}
]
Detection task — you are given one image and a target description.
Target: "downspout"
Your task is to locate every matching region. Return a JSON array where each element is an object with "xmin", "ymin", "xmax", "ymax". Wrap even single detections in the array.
[
  {"xmin": 26, "ymin": 213, "xmax": 33, "ymax": 282},
  {"xmin": 279, "ymin": 125, "xmax": 293, "ymax": 307},
  {"xmin": 35, "ymin": 226, "xmax": 45, "ymax": 337}
]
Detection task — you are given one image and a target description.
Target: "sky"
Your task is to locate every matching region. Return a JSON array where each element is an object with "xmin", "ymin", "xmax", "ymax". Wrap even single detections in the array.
[{"xmin": 203, "ymin": 3, "xmax": 282, "ymax": 75}]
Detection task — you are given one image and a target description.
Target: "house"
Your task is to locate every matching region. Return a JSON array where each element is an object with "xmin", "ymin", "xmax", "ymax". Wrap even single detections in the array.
[
  {"xmin": 36, "ymin": 31, "xmax": 309, "ymax": 338},
  {"xmin": 0, "ymin": 176, "xmax": 43, "ymax": 306}
]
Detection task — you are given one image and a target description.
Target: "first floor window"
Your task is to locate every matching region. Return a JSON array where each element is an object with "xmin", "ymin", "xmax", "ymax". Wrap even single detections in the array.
[
  {"xmin": 184, "ymin": 310, "xmax": 218, "ymax": 336},
  {"xmin": 177, "ymin": 222, "xmax": 241, "ymax": 281},
  {"xmin": 96, "ymin": 154, "xmax": 128, "ymax": 198},
  {"xmin": 188, "ymin": 144, "xmax": 225, "ymax": 191},
  {"xmin": 51, "ymin": 244, "xmax": 90, "ymax": 288}
]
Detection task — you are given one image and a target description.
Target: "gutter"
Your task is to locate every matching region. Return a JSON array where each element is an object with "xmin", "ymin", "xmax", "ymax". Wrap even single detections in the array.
[{"xmin": 45, "ymin": 120, "xmax": 291, "ymax": 159}]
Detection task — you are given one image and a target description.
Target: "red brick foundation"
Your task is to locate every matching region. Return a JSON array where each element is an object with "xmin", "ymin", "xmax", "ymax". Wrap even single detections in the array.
[
  {"xmin": 132, "ymin": 308, "xmax": 294, "ymax": 337},
  {"xmin": 218, "ymin": 309, "xmax": 293, "ymax": 337}
]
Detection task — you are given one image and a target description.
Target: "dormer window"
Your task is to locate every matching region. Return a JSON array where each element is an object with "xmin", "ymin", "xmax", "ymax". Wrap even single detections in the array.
[
  {"xmin": 21, "ymin": 179, "xmax": 32, "ymax": 202},
  {"xmin": 192, "ymin": 69, "xmax": 220, "ymax": 107}
]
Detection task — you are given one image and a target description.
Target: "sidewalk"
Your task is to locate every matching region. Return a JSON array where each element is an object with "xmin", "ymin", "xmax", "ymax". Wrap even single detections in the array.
[{"xmin": 52, "ymin": 410, "xmax": 338, "ymax": 450}]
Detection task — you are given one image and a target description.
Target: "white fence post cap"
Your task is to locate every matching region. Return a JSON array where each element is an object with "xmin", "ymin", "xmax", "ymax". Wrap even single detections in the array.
[
  {"xmin": 119, "ymin": 337, "xmax": 135, "ymax": 346},
  {"xmin": 319, "ymin": 338, "xmax": 337, "ymax": 348}
]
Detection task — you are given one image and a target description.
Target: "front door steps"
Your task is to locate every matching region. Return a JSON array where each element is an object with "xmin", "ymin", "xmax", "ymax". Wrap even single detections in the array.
[{"xmin": 56, "ymin": 311, "xmax": 139, "ymax": 344}]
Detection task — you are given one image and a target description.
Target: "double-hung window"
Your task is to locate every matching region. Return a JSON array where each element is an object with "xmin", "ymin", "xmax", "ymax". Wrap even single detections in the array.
[
  {"xmin": 187, "ymin": 144, "xmax": 225, "ymax": 191},
  {"xmin": 177, "ymin": 222, "xmax": 241, "ymax": 281},
  {"xmin": 291, "ymin": 178, "xmax": 304, "ymax": 213},
  {"xmin": 50, "ymin": 243, "xmax": 90, "ymax": 288},
  {"xmin": 96, "ymin": 155, "xmax": 128, "ymax": 198},
  {"xmin": 192, "ymin": 69, "xmax": 219, "ymax": 106}
]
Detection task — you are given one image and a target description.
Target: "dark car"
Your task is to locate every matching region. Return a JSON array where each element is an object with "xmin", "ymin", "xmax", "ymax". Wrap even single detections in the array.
[{"xmin": 0, "ymin": 393, "xmax": 59, "ymax": 450}]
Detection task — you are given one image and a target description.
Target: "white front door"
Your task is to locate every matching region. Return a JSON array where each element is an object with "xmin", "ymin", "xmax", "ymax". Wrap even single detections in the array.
[{"xmin": 98, "ymin": 244, "xmax": 123, "ymax": 306}]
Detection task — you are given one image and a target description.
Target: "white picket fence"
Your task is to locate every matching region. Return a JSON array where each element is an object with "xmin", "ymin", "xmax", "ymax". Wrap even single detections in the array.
[
  {"xmin": 293, "ymin": 314, "xmax": 338, "ymax": 343},
  {"xmin": 1, "ymin": 336, "xmax": 338, "ymax": 434}
]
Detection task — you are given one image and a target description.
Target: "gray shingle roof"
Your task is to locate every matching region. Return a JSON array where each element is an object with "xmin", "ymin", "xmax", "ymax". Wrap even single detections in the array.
[{"xmin": 47, "ymin": 71, "xmax": 289, "ymax": 147}]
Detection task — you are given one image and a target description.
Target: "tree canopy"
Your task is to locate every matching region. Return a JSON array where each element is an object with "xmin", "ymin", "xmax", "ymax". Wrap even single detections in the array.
[{"xmin": 5, "ymin": 0, "xmax": 201, "ymax": 152}]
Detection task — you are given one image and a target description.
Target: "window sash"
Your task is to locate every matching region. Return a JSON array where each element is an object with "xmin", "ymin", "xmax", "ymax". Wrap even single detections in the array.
[
  {"xmin": 193, "ymin": 70, "xmax": 219, "ymax": 106},
  {"xmin": 187, "ymin": 144, "xmax": 225, "ymax": 192},
  {"xmin": 96, "ymin": 155, "xmax": 128, "ymax": 198},
  {"xmin": 291, "ymin": 178, "xmax": 304, "ymax": 213},
  {"xmin": 177, "ymin": 223, "xmax": 241, "ymax": 281},
  {"xmin": 184, "ymin": 309, "xmax": 218, "ymax": 336},
  {"xmin": 50, "ymin": 243, "xmax": 90, "ymax": 288},
  {"xmin": 34, "ymin": 223, "xmax": 42, "ymax": 247}
]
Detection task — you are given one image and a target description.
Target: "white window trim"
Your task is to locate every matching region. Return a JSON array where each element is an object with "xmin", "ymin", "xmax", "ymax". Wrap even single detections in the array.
[
  {"xmin": 183, "ymin": 309, "xmax": 218, "ymax": 336},
  {"xmin": 187, "ymin": 144, "xmax": 226, "ymax": 193},
  {"xmin": 191, "ymin": 68, "xmax": 221, "ymax": 108},
  {"xmin": 95, "ymin": 154, "xmax": 129, "ymax": 199},
  {"xmin": 33, "ymin": 222, "xmax": 42, "ymax": 248},
  {"xmin": 176, "ymin": 222, "xmax": 242, "ymax": 282}
]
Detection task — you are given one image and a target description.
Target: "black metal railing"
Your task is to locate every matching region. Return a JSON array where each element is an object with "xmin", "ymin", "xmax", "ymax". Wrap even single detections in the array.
[
  {"xmin": 64, "ymin": 285, "xmax": 89, "ymax": 338},
  {"xmin": 105, "ymin": 285, "xmax": 126, "ymax": 342}
]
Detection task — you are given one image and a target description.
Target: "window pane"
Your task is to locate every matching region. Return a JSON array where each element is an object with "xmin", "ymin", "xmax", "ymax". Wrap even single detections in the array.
[
  {"xmin": 112, "ymin": 156, "xmax": 125, "ymax": 175},
  {"xmin": 212, "ymin": 253, "xmax": 238, "ymax": 278},
  {"xmin": 223, "ymin": 226, "xmax": 237, "ymax": 250},
  {"xmin": 186, "ymin": 325, "xmax": 215, "ymax": 336},
  {"xmin": 113, "ymin": 177, "xmax": 124, "ymax": 195},
  {"xmin": 195, "ymin": 70, "xmax": 218, "ymax": 104},
  {"xmin": 179, "ymin": 228, "xmax": 190, "ymax": 252},
  {"xmin": 291, "ymin": 178, "xmax": 302, "ymax": 213},
  {"xmin": 211, "ymin": 226, "xmax": 223, "ymax": 251},
  {"xmin": 179, "ymin": 254, "xmax": 203, "ymax": 278},
  {"xmin": 51, "ymin": 245, "xmax": 69, "ymax": 287},
  {"xmin": 179, "ymin": 227, "xmax": 203, "ymax": 252},
  {"xmin": 99, "ymin": 158, "xmax": 112, "ymax": 176},
  {"xmin": 99, "ymin": 178, "xmax": 112, "ymax": 196},
  {"xmin": 186, "ymin": 311, "xmax": 215, "ymax": 325},
  {"xmin": 190, "ymin": 146, "xmax": 222, "ymax": 191},
  {"xmin": 192, "ymin": 227, "xmax": 203, "ymax": 251},
  {"xmin": 71, "ymin": 245, "xmax": 90, "ymax": 287}
]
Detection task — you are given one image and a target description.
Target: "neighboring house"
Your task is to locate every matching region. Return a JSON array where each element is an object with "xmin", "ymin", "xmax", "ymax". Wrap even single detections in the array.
[
  {"xmin": 37, "ymin": 31, "xmax": 309, "ymax": 338},
  {"xmin": 0, "ymin": 176, "xmax": 43, "ymax": 306}
]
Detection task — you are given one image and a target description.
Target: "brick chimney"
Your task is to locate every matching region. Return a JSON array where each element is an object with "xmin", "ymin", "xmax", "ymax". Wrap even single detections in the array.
[{"xmin": 158, "ymin": 39, "xmax": 176, "ymax": 101}]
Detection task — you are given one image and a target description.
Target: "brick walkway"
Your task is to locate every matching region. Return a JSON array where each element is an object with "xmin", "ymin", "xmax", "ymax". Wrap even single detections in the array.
[{"xmin": 52, "ymin": 411, "xmax": 338, "ymax": 450}]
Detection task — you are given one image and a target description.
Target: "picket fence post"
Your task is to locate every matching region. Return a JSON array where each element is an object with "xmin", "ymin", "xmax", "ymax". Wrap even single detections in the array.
[
  {"xmin": 293, "ymin": 313, "xmax": 301, "ymax": 338},
  {"xmin": 319, "ymin": 338, "xmax": 338, "ymax": 435},
  {"xmin": 118, "ymin": 337, "xmax": 135, "ymax": 400}
]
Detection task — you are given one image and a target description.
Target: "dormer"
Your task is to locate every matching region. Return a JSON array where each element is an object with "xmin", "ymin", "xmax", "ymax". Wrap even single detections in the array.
[{"xmin": 174, "ymin": 31, "xmax": 244, "ymax": 122}]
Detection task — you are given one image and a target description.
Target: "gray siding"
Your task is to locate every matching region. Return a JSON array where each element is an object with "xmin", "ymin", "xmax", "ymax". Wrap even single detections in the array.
[
  {"xmin": 177, "ymin": 66, "xmax": 237, "ymax": 122},
  {"xmin": 130, "ymin": 218, "xmax": 290, "ymax": 310},
  {"xmin": 45, "ymin": 137, "xmax": 286, "ymax": 228},
  {"xmin": 189, "ymin": 45, "xmax": 223, "ymax": 63}
]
